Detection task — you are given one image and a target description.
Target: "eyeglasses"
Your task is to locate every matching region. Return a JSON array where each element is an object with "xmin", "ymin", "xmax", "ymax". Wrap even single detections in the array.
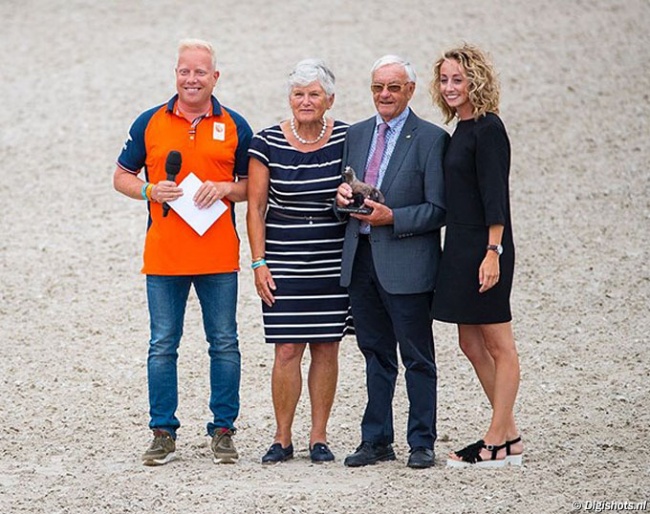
[{"xmin": 370, "ymin": 82, "xmax": 410, "ymax": 94}]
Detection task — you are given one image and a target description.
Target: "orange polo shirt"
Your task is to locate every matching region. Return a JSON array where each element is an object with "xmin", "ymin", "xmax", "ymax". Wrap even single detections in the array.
[{"xmin": 117, "ymin": 95, "xmax": 252, "ymax": 275}]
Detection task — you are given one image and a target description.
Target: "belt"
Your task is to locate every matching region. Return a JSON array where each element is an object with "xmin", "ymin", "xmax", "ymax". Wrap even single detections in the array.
[{"xmin": 270, "ymin": 210, "xmax": 334, "ymax": 222}]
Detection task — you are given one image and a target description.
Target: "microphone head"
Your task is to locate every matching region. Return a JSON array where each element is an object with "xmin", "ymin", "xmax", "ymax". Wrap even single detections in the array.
[{"xmin": 165, "ymin": 150, "xmax": 182, "ymax": 178}]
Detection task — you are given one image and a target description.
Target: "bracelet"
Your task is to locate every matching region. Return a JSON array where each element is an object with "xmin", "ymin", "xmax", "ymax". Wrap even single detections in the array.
[
  {"xmin": 251, "ymin": 256, "xmax": 265, "ymax": 263},
  {"xmin": 145, "ymin": 183, "xmax": 154, "ymax": 201},
  {"xmin": 251, "ymin": 259, "xmax": 267, "ymax": 270},
  {"xmin": 141, "ymin": 182, "xmax": 150, "ymax": 200}
]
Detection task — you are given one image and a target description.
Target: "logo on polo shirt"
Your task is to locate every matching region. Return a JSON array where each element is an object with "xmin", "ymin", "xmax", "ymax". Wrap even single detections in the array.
[{"xmin": 213, "ymin": 122, "xmax": 225, "ymax": 141}]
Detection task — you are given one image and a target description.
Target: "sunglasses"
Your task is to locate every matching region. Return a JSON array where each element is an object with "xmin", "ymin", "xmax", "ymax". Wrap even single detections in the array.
[{"xmin": 370, "ymin": 82, "xmax": 410, "ymax": 94}]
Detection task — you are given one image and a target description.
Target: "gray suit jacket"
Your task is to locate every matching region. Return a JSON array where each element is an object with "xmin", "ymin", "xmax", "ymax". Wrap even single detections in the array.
[{"xmin": 337, "ymin": 110, "xmax": 449, "ymax": 294}]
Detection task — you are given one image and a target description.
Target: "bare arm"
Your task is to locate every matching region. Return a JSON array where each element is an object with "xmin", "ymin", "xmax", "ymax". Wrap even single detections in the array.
[
  {"xmin": 113, "ymin": 166, "xmax": 147, "ymax": 200},
  {"xmin": 246, "ymin": 158, "xmax": 276, "ymax": 306},
  {"xmin": 226, "ymin": 179, "xmax": 248, "ymax": 203}
]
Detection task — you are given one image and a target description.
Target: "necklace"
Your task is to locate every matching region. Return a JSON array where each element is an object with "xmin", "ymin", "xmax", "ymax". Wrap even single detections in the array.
[{"xmin": 290, "ymin": 117, "xmax": 327, "ymax": 144}]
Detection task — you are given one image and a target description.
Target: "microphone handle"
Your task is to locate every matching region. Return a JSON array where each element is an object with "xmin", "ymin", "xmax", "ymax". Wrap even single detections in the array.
[{"xmin": 161, "ymin": 173, "xmax": 176, "ymax": 217}]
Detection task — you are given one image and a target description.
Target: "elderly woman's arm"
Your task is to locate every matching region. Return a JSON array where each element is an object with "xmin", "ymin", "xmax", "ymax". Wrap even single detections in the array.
[{"xmin": 246, "ymin": 158, "xmax": 276, "ymax": 306}]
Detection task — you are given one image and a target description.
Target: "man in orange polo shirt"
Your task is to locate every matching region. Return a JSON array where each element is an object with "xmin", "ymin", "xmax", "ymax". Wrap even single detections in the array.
[{"xmin": 113, "ymin": 38, "xmax": 252, "ymax": 466}]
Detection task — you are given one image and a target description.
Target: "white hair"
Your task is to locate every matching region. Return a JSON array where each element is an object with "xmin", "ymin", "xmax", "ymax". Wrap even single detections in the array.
[
  {"xmin": 288, "ymin": 58, "xmax": 336, "ymax": 96},
  {"xmin": 177, "ymin": 38, "xmax": 217, "ymax": 70},
  {"xmin": 371, "ymin": 54, "xmax": 417, "ymax": 83}
]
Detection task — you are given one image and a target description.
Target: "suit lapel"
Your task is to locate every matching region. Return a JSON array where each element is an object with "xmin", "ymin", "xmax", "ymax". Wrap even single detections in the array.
[{"xmin": 379, "ymin": 111, "xmax": 418, "ymax": 194}]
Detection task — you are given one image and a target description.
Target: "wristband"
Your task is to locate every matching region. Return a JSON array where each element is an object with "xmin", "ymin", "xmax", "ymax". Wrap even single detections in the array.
[
  {"xmin": 141, "ymin": 182, "xmax": 150, "ymax": 200},
  {"xmin": 251, "ymin": 259, "xmax": 267, "ymax": 270},
  {"xmin": 145, "ymin": 183, "xmax": 154, "ymax": 201}
]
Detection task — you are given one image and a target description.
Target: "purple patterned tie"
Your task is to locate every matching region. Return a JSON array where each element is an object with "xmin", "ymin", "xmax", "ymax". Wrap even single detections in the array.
[
  {"xmin": 360, "ymin": 122, "xmax": 388, "ymax": 234},
  {"xmin": 364, "ymin": 122, "xmax": 388, "ymax": 186}
]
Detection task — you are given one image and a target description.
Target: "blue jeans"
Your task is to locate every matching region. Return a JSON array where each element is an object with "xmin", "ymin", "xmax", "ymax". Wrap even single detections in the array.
[{"xmin": 146, "ymin": 273, "xmax": 240, "ymax": 439}]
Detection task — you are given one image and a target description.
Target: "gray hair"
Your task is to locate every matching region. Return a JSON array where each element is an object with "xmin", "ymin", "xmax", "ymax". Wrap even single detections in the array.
[
  {"xmin": 177, "ymin": 38, "xmax": 217, "ymax": 70},
  {"xmin": 371, "ymin": 54, "xmax": 417, "ymax": 83},
  {"xmin": 288, "ymin": 58, "xmax": 336, "ymax": 96}
]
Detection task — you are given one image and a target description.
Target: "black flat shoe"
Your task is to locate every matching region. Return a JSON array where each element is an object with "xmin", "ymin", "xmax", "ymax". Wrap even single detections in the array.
[
  {"xmin": 261, "ymin": 443, "xmax": 294, "ymax": 464},
  {"xmin": 344, "ymin": 441, "xmax": 396, "ymax": 467},
  {"xmin": 309, "ymin": 442, "xmax": 335, "ymax": 463},
  {"xmin": 407, "ymin": 447, "xmax": 435, "ymax": 469}
]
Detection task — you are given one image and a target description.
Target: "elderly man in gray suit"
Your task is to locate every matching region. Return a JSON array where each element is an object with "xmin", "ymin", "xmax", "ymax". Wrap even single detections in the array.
[{"xmin": 335, "ymin": 55, "xmax": 449, "ymax": 469}]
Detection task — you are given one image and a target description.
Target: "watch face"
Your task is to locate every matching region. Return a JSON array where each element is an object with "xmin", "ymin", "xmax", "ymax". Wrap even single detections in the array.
[{"xmin": 488, "ymin": 244, "xmax": 503, "ymax": 255}]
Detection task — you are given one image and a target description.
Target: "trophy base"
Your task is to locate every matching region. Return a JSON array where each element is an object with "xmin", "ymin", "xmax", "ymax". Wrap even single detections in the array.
[{"xmin": 337, "ymin": 205, "xmax": 373, "ymax": 215}]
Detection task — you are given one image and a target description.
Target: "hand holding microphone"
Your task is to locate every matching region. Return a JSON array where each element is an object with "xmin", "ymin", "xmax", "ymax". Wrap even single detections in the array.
[{"xmin": 162, "ymin": 150, "xmax": 182, "ymax": 217}]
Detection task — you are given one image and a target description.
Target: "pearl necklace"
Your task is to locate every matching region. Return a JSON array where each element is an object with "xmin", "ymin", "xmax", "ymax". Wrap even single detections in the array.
[{"xmin": 290, "ymin": 117, "xmax": 327, "ymax": 144}]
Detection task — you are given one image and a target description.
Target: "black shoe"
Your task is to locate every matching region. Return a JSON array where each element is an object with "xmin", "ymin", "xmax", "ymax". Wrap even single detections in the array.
[
  {"xmin": 407, "ymin": 447, "xmax": 435, "ymax": 469},
  {"xmin": 261, "ymin": 443, "xmax": 294, "ymax": 464},
  {"xmin": 310, "ymin": 442, "xmax": 335, "ymax": 463},
  {"xmin": 344, "ymin": 441, "xmax": 396, "ymax": 467}
]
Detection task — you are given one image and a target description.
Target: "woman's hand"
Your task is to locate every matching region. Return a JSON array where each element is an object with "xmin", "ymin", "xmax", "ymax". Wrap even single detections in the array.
[
  {"xmin": 336, "ymin": 183, "xmax": 352, "ymax": 207},
  {"xmin": 478, "ymin": 252, "xmax": 500, "ymax": 293},
  {"xmin": 254, "ymin": 265, "xmax": 277, "ymax": 307}
]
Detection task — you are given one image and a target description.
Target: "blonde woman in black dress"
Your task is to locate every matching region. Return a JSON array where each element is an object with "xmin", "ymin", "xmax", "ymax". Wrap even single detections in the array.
[{"xmin": 430, "ymin": 44, "xmax": 523, "ymax": 467}]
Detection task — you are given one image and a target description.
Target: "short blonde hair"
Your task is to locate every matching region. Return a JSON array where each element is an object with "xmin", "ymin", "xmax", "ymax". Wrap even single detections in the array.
[
  {"xmin": 177, "ymin": 38, "xmax": 217, "ymax": 70},
  {"xmin": 430, "ymin": 44, "xmax": 500, "ymax": 124}
]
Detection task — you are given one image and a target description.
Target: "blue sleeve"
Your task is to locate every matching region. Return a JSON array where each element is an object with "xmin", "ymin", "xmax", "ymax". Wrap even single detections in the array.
[
  {"xmin": 226, "ymin": 108, "xmax": 253, "ymax": 179},
  {"xmin": 116, "ymin": 105, "xmax": 161, "ymax": 173}
]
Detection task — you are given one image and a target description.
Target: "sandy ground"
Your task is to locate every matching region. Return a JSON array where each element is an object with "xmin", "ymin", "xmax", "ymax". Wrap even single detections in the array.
[{"xmin": 1, "ymin": 0, "xmax": 649, "ymax": 513}]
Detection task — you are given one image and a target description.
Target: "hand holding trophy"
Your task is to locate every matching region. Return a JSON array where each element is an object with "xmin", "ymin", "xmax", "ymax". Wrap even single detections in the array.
[{"xmin": 337, "ymin": 166, "xmax": 385, "ymax": 215}]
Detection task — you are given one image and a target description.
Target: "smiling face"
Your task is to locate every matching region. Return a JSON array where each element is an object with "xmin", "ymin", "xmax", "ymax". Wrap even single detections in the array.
[
  {"xmin": 371, "ymin": 63, "xmax": 415, "ymax": 122},
  {"xmin": 175, "ymin": 47, "xmax": 219, "ymax": 113},
  {"xmin": 439, "ymin": 58, "xmax": 472, "ymax": 119},
  {"xmin": 289, "ymin": 81, "xmax": 334, "ymax": 124}
]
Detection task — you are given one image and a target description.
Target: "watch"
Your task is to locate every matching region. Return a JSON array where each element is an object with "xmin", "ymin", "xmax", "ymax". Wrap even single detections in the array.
[{"xmin": 487, "ymin": 244, "xmax": 503, "ymax": 256}]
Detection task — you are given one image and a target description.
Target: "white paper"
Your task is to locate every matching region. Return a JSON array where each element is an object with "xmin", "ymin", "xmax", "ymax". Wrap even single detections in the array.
[{"xmin": 167, "ymin": 172, "xmax": 227, "ymax": 236}]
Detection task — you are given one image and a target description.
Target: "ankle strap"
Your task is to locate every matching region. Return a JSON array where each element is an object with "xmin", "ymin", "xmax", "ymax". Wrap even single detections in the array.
[
  {"xmin": 505, "ymin": 436, "xmax": 521, "ymax": 455},
  {"xmin": 484, "ymin": 442, "xmax": 507, "ymax": 460}
]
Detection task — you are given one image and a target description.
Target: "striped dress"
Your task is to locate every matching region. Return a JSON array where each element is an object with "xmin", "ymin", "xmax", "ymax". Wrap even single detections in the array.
[{"xmin": 248, "ymin": 121, "xmax": 354, "ymax": 344}]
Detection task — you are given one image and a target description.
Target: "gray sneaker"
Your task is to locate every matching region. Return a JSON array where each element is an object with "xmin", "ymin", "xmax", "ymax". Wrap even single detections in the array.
[
  {"xmin": 142, "ymin": 429, "xmax": 176, "ymax": 466},
  {"xmin": 211, "ymin": 428, "xmax": 238, "ymax": 464}
]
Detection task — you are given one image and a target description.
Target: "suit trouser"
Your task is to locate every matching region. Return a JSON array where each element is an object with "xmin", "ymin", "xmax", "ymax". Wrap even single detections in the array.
[{"xmin": 347, "ymin": 237, "xmax": 437, "ymax": 450}]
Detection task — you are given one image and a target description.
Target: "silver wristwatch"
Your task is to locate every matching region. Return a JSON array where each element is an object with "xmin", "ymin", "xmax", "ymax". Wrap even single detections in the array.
[{"xmin": 487, "ymin": 244, "xmax": 503, "ymax": 256}]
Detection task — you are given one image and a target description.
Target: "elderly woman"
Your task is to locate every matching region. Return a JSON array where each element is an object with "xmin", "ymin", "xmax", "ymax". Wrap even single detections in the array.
[
  {"xmin": 430, "ymin": 44, "xmax": 523, "ymax": 467},
  {"xmin": 246, "ymin": 59, "xmax": 353, "ymax": 464}
]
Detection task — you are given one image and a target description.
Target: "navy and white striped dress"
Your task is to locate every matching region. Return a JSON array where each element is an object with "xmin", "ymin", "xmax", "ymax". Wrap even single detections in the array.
[{"xmin": 248, "ymin": 121, "xmax": 354, "ymax": 344}]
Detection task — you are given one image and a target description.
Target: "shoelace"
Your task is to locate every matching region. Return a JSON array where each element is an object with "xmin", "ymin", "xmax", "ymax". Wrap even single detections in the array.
[{"xmin": 214, "ymin": 431, "xmax": 234, "ymax": 448}]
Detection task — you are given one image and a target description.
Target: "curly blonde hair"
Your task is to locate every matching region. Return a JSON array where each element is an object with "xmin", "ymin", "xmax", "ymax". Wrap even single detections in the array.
[{"xmin": 430, "ymin": 44, "xmax": 500, "ymax": 124}]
